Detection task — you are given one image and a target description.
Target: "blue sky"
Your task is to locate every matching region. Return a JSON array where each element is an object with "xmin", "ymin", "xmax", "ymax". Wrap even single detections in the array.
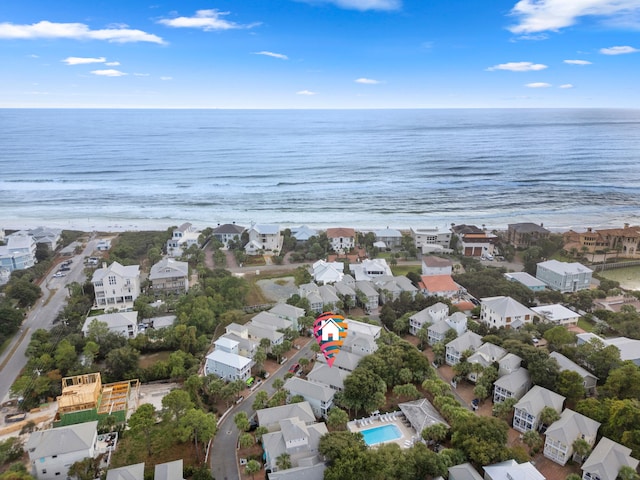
[{"xmin": 1, "ymin": 0, "xmax": 639, "ymax": 108}]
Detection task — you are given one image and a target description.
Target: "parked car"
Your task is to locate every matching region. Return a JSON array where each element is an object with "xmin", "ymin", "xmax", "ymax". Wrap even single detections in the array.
[{"xmin": 289, "ymin": 363, "xmax": 300, "ymax": 374}]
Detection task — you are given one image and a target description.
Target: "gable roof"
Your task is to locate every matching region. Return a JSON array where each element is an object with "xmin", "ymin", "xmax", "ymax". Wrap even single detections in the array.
[
  {"xmin": 481, "ymin": 296, "xmax": 533, "ymax": 318},
  {"xmin": 257, "ymin": 401, "xmax": 316, "ymax": 428},
  {"xmin": 545, "ymin": 409, "xmax": 600, "ymax": 446},
  {"xmin": 307, "ymin": 363, "xmax": 349, "ymax": 390},
  {"xmin": 549, "ymin": 351, "xmax": 597, "ymax": 381},
  {"xmin": 83, "ymin": 311, "xmax": 138, "ymax": 333},
  {"xmin": 449, "ymin": 463, "xmax": 483, "ymax": 480},
  {"xmin": 582, "ymin": 437, "xmax": 639, "ymax": 480},
  {"xmin": 205, "ymin": 349, "xmax": 252, "ymax": 370},
  {"xmin": 92, "ymin": 261, "xmax": 140, "ymax": 282},
  {"xmin": 446, "ymin": 331, "xmax": 483, "ymax": 353},
  {"xmin": 483, "ymin": 460, "xmax": 545, "ymax": 480},
  {"xmin": 27, "ymin": 420, "xmax": 97, "ymax": 458},
  {"xmin": 514, "ymin": 385, "xmax": 565, "ymax": 417},
  {"xmin": 106, "ymin": 463, "xmax": 145, "ymax": 480},
  {"xmin": 149, "ymin": 258, "xmax": 189, "ymax": 280},
  {"xmin": 250, "ymin": 224, "xmax": 280, "ymax": 235},
  {"xmin": 154, "ymin": 460, "xmax": 185, "ymax": 480},
  {"xmin": 269, "ymin": 303, "xmax": 305, "ymax": 320},
  {"xmin": 467, "ymin": 342, "xmax": 507, "ymax": 367},
  {"xmin": 284, "ymin": 377, "xmax": 335, "ymax": 403},
  {"xmin": 326, "ymin": 227, "xmax": 355, "ymax": 238},
  {"xmin": 494, "ymin": 367, "xmax": 530, "ymax": 392}
]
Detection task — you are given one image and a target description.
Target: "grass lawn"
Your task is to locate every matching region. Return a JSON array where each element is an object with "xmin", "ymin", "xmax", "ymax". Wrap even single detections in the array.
[
  {"xmin": 391, "ymin": 265, "xmax": 421, "ymax": 276},
  {"xmin": 138, "ymin": 350, "xmax": 172, "ymax": 369},
  {"xmin": 577, "ymin": 317, "xmax": 595, "ymax": 333}
]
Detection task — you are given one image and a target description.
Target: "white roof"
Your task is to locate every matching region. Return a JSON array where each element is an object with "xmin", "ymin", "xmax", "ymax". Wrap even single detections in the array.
[
  {"xmin": 514, "ymin": 385, "xmax": 565, "ymax": 417},
  {"xmin": 284, "ymin": 377, "xmax": 335, "ymax": 403},
  {"xmin": 206, "ymin": 349, "xmax": 252, "ymax": 369},
  {"xmin": 256, "ymin": 401, "xmax": 316, "ymax": 428},
  {"xmin": 504, "ymin": 272, "xmax": 547, "ymax": 288},
  {"xmin": 251, "ymin": 224, "xmax": 280, "ymax": 235},
  {"xmin": 347, "ymin": 318, "xmax": 382, "ymax": 338},
  {"xmin": 484, "ymin": 460, "xmax": 545, "ymax": 480},
  {"xmin": 27, "ymin": 420, "xmax": 97, "ymax": 458},
  {"xmin": 83, "ymin": 311, "xmax": 138, "ymax": 333},
  {"xmin": 149, "ymin": 257, "xmax": 189, "ymax": 280},
  {"xmin": 494, "ymin": 367, "xmax": 530, "ymax": 393},
  {"xmin": 214, "ymin": 336, "xmax": 239, "ymax": 351},
  {"xmin": 538, "ymin": 259, "xmax": 593, "ymax": 275},
  {"xmin": 481, "ymin": 296, "xmax": 534, "ymax": 319},
  {"xmin": 106, "ymin": 463, "xmax": 145, "ymax": 480},
  {"xmin": 583, "ymin": 437, "xmax": 639, "ymax": 480},
  {"xmin": 549, "ymin": 351, "xmax": 597, "ymax": 380},
  {"xmin": 92, "ymin": 261, "xmax": 140, "ymax": 282},
  {"xmin": 531, "ymin": 304, "xmax": 580, "ymax": 322},
  {"xmin": 446, "ymin": 331, "xmax": 483, "ymax": 353},
  {"xmin": 545, "ymin": 409, "xmax": 600, "ymax": 447},
  {"xmin": 269, "ymin": 303, "xmax": 305, "ymax": 319},
  {"xmin": 603, "ymin": 337, "xmax": 640, "ymax": 362}
]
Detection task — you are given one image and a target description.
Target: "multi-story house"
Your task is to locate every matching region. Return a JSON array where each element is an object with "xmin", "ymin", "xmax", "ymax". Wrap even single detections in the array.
[
  {"xmin": 27, "ymin": 421, "xmax": 98, "ymax": 480},
  {"xmin": 428, "ymin": 312, "xmax": 467, "ymax": 345},
  {"xmin": 451, "ymin": 224, "xmax": 497, "ymax": 257},
  {"xmin": 445, "ymin": 331, "xmax": 482, "ymax": 366},
  {"xmin": 326, "ymin": 227, "xmax": 355, "ymax": 253},
  {"xmin": 307, "ymin": 363, "xmax": 349, "ymax": 391},
  {"xmin": 355, "ymin": 281, "xmax": 379, "ymax": 313},
  {"xmin": 582, "ymin": 437, "xmax": 639, "ymax": 480},
  {"xmin": 466, "ymin": 342, "xmax": 507, "ymax": 383},
  {"xmin": 480, "ymin": 296, "xmax": 534, "ymax": 329},
  {"xmin": 350, "ymin": 258, "xmax": 392, "ymax": 281},
  {"xmin": 149, "ymin": 257, "xmax": 189, "ymax": 295},
  {"xmin": 409, "ymin": 302, "xmax": 449, "ymax": 335},
  {"xmin": 0, "ymin": 233, "xmax": 37, "ymax": 272},
  {"xmin": 419, "ymin": 274, "xmax": 462, "ymax": 299},
  {"xmin": 507, "ymin": 223, "xmax": 550, "ymax": 248},
  {"xmin": 91, "ymin": 261, "xmax": 140, "ymax": 310},
  {"xmin": 244, "ymin": 224, "xmax": 282, "ymax": 254},
  {"xmin": 166, "ymin": 222, "xmax": 201, "ymax": 258},
  {"xmin": 269, "ymin": 303, "xmax": 305, "ymax": 331},
  {"xmin": 372, "ymin": 227, "xmax": 403, "ymax": 248},
  {"xmin": 422, "ymin": 256, "xmax": 453, "ymax": 276},
  {"xmin": 550, "ymin": 352, "xmax": 598, "ymax": 396},
  {"xmin": 82, "ymin": 311, "xmax": 139, "ymax": 339},
  {"xmin": 204, "ymin": 337, "xmax": 253, "ymax": 381},
  {"xmin": 563, "ymin": 224, "xmax": 640, "ymax": 258},
  {"xmin": 312, "ymin": 260, "xmax": 344, "ymax": 284},
  {"xmin": 532, "ymin": 304, "xmax": 580, "ymax": 326},
  {"xmin": 544, "ymin": 409, "xmax": 601, "ymax": 466},
  {"xmin": 342, "ymin": 318, "xmax": 381, "ymax": 357},
  {"xmin": 410, "ymin": 227, "xmax": 452, "ymax": 250},
  {"xmin": 536, "ymin": 260, "xmax": 593, "ymax": 293},
  {"xmin": 498, "ymin": 353, "xmax": 523, "ymax": 377},
  {"xmin": 211, "ymin": 223, "xmax": 245, "ymax": 247},
  {"xmin": 504, "ymin": 272, "xmax": 547, "ymax": 292},
  {"xmin": 493, "ymin": 367, "xmax": 531, "ymax": 403},
  {"xmin": 283, "ymin": 377, "xmax": 335, "ymax": 418},
  {"xmin": 512, "ymin": 385, "xmax": 565, "ymax": 433}
]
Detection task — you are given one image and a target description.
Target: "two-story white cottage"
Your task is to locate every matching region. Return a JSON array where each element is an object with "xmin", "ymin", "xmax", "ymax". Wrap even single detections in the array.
[
  {"xmin": 166, "ymin": 222, "xmax": 201, "ymax": 258},
  {"xmin": 82, "ymin": 311, "xmax": 139, "ymax": 339},
  {"xmin": 445, "ymin": 331, "xmax": 483, "ymax": 366},
  {"xmin": 409, "ymin": 302, "xmax": 449, "ymax": 336},
  {"xmin": 480, "ymin": 296, "xmax": 534, "ymax": 330},
  {"xmin": 245, "ymin": 224, "xmax": 282, "ymax": 254},
  {"xmin": 512, "ymin": 385, "xmax": 565, "ymax": 433},
  {"xmin": 544, "ymin": 409, "xmax": 601, "ymax": 466},
  {"xmin": 204, "ymin": 337, "xmax": 253, "ymax": 381},
  {"xmin": 91, "ymin": 261, "xmax": 140, "ymax": 311}
]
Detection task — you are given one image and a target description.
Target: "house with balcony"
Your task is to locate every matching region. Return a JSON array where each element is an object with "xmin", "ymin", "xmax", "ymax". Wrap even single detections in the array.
[
  {"xmin": 312, "ymin": 260, "xmax": 344, "ymax": 284},
  {"xmin": 532, "ymin": 304, "xmax": 581, "ymax": 326},
  {"xmin": 355, "ymin": 281, "xmax": 379, "ymax": 313},
  {"xmin": 422, "ymin": 256, "xmax": 453, "ymax": 276},
  {"xmin": 410, "ymin": 227, "xmax": 452, "ymax": 250},
  {"xmin": 498, "ymin": 353, "xmax": 523, "ymax": 377},
  {"xmin": 445, "ymin": 331, "xmax": 482, "ymax": 366},
  {"xmin": 419, "ymin": 275, "xmax": 463, "ymax": 299},
  {"xmin": 223, "ymin": 323, "xmax": 259, "ymax": 358},
  {"xmin": 493, "ymin": 367, "xmax": 531, "ymax": 403},
  {"xmin": 536, "ymin": 260, "xmax": 593, "ymax": 293},
  {"xmin": 512, "ymin": 385, "xmax": 565, "ymax": 433},
  {"xmin": 563, "ymin": 224, "xmax": 640, "ymax": 259},
  {"xmin": 342, "ymin": 318, "xmax": 381, "ymax": 357},
  {"xmin": 27, "ymin": 421, "xmax": 98, "ymax": 480},
  {"xmin": 14, "ymin": 227, "xmax": 62, "ymax": 251},
  {"xmin": 245, "ymin": 224, "xmax": 282, "ymax": 254},
  {"xmin": 283, "ymin": 377, "xmax": 335, "ymax": 418},
  {"xmin": 582, "ymin": 437, "xmax": 639, "ymax": 480},
  {"xmin": 82, "ymin": 311, "xmax": 139, "ymax": 339},
  {"xmin": 428, "ymin": 312, "xmax": 468, "ymax": 346},
  {"xmin": 256, "ymin": 402, "xmax": 316, "ymax": 431},
  {"xmin": 466, "ymin": 342, "xmax": 507, "ymax": 383},
  {"xmin": 480, "ymin": 296, "xmax": 534, "ymax": 330},
  {"xmin": 326, "ymin": 227, "xmax": 355, "ymax": 253},
  {"xmin": 409, "ymin": 302, "xmax": 449, "ymax": 335},
  {"xmin": 507, "ymin": 223, "xmax": 550, "ymax": 248},
  {"xmin": 204, "ymin": 342, "xmax": 253, "ymax": 382},
  {"xmin": 0, "ymin": 233, "xmax": 37, "ymax": 273},
  {"xmin": 350, "ymin": 258, "xmax": 392, "ymax": 281},
  {"xmin": 549, "ymin": 352, "xmax": 597, "ymax": 396},
  {"xmin": 166, "ymin": 222, "xmax": 201, "ymax": 258},
  {"xmin": 370, "ymin": 227, "xmax": 403, "ymax": 249},
  {"xmin": 211, "ymin": 223, "xmax": 245, "ymax": 247},
  {"xmin": 307, "ymin": 363, "xmax": 349, "ymax": 391},
  {"xmin": 269, "ymin": 303, "xmax": 306, "ymax": 331},
  {"xmin": 149, "ymin": 257, "xmax": 189, "ymax": 296},
  {"xmin": 91, "ymin": 261, "xmax": 140, "ymax": 311},
  {"xmin": 544, "ymin": 409, "xmax": 601, "ymax": 466}
]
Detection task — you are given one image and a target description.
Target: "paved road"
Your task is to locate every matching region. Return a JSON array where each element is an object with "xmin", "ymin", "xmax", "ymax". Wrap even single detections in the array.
[
  {"xmin": 0, "ymin": 235, "xmax": 98, "ymax": 404},
  {"xmin": 210, "ymin": 341, "xmax": 314, "ymax": 480}
]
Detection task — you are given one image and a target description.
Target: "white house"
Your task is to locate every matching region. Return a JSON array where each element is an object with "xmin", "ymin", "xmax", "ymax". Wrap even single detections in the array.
[
  {"xmin": 21, "ymin": 227, "xmax": 62, "ymax": 251},
  {"xmin": 245, "ymin": 224, "xmax": 282, "ymax": 254},
  {"xmin": 484, "ymin": 460, "xmax": 545, "ymax": 480},
  {"xmin": 493, "ymin": 367, "xmax": 531, "ymax": 403},
  {"xmin": 410, "ymin": 227, "xmax": 452, "ymax": 250},
  {"xmin": 504, "ymin": 272, "xmax": 547, "ymax": 292},
  {"xmin": 428, "ymin": 312, "xmax": 468, "ymax": 346},
  {"xmin": 409, "ymin": 302, "xmax": 449, "ymax": 335},
  {"xmin": 372, "ymin": 227, "xmax": 403, "ymax": 248},
  {"xmin": 290, "ymin": 225, "xmax": 318, "ymax": 243},
  {"xmin": 91, "ymin": 261, "xmax": 140, "ymax": 311},
  {"xmin": 582, "ymin": 437, "xmax": 639, "ymax": 480},
  {"xmin": 536, "ymin": 260, "xmax": 593, "ymax": 293},
  {"xmin": 512, "ymin": 385, "xmax": 565, "ymax": 433},
  {"xmin": 498, "ymin": 353, "xmax": 523, "ymax": 377},
  {"xmin": 326, "ymin": 227, "xmax": 355, "ymax": 253},
  {"xmin": 0, "ymin": 233, "xmax": 37, "ymax": 273},
  {"xmin": 166, "ymin": 222, "xmax": 201, "ymax": 258},
  {"xmin": 269, "ymin": 303, "xmax": 306, "ymax": 331},
  {"xmin": 349, "ymin": 258, "xmax": 392, "ymax": 281},
  {"xmin": 96, "ymin": 239, "xmax": 112, "ymax": 251},
  {"xmin": 355, "ymin": 281, "xmax": 379, "ymax": 314},
  {"xmin": 480, "ymin": 296, "xmax": 534, "ymax": 329},
  {"xmin": 251, "ymin": 311, "xmax": 293, "ymax": 332},
  {"xmin": 544, "ymin": 409, "xmax": 601, "ymax": 466},
  {"xmin": 312, "ymin": 260, "xmax": 344, "ymax": 284},
  {"xmin": 284, "ymin": 377, "xmax": 335, "ymax": 418},
  {"xmin": 342, "ymin": 318, "xmax": 381, "ymax": 357},
  {"xmin": 307, "ymin": 363, "xmax": 349, "ymax": 392},
  {"xmin": 204, "ymin": 349, "xmax": 253, "ymax": 382},
  {"xmin": 532, "ymin": 304, "xmax": 581, "ymax": 326},
  {"xmin": 149, "ymin": 257, "xmax": 189, "ymax": 295},
  {"xmin": 256, "ymin": 402, "xmax": 316, "ymax": 431},
  {"xmin": 466, "ymin": 342, "xmax": 507, "ymax": 383},
  {"xmin": 82, "ymin": 311, "xmax": 139, "ymax": 339},
  {"xmin": 422, "ymin": 256, "xmax": 453, "ymax": 276},
  {"xmin": 27, "ymin": 421, "xmax": 98, "ymax": 480},
  {"xmin": 445, "ymin": 331, "xmax": 482, "ymax": 366},
  {"xmin": 212, "ymin": 223, "xmax": 245, "ymax": 247}
]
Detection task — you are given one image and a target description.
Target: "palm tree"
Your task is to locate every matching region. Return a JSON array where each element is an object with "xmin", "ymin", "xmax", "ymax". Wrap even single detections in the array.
[
  {"xmin": 539, "ymin": 407, "xmax": 561, "ymax": 431},
  {"xmin": 522, "ymin": 430, "xmax": 542, "ymax": 454},
  {"xmin": 572, "ymin": 438, "xmax": 592, "ymax": 463},
  {"xmin": 245, "ymin": 459, "xmax": 261, "ymax": 480},
  {"xmin": 276, "ymin": 453, "xmax": 292, "ymax": 471}
]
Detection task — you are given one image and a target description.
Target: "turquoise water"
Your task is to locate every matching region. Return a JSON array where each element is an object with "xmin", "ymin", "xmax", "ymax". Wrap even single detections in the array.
[{"xmin": 361, "ymin": 424, "xmax": 402, "ymax": 446}]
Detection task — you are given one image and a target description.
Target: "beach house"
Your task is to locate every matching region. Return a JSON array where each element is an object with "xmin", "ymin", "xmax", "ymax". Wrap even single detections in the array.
[{"xmin": 91, "ymin": 261, "xmax": 140, "ymax": 311}]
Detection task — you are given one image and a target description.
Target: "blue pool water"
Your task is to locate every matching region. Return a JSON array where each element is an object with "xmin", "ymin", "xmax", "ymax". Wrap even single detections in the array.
[{"xmin": 361, "ymin": 424, "xmax": 402, "ymax": 446}]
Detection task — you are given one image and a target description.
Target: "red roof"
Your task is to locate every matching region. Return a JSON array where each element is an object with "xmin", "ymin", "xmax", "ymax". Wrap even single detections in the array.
[
  {"xmin": 326, "ymin": 227, "xmax": 355, "ymax": 238},
  {"xmin": 419, "ymin": 275, "xmax": 460, "ymax": 293}
]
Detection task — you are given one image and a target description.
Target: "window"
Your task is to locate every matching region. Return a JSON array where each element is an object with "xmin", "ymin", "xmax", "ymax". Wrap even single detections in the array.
[{"xmin": 108, "ymin": 275, "xmax": 117, "ymax": 285}]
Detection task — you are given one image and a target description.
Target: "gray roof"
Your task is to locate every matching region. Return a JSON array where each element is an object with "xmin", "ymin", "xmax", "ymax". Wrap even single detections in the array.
[
  {"xmin": 205, "ymin": 349, "xmax": 252, "ymax": 369},
  {"xmin": 514, "ymin": 385, "xmax": 565, "ymax": 417},
  {"xmin": 92, "ymin": 261, "xmax": 139, "ymax": 282},
  {"xmin": 252, "ymin": 311, "xmax": 293, "ymax": 330},
  {"xmin": 481, "ymin": 296, "xmax": 534, "ymax": 319},
  {"xmin": 149, "ymin": 258, "xmax": 189, "ymax": 280},
  {"xmin": 155, "ymin": 460, "xmax": 185, "ymax": 480},
  {"xmin": 550, "ymin": 351, "xmax": 597, "ymax": 381},
  {"xmin": 467, "ymin": 342, "xmax": 507, "ymax": 367},
  {"xmin": 582, "ymin": 437, "xmax": 639, "ymax": 480},
  {"xmin": 446, "ymin": 331, "xmax": 483, "ymax": 353},
  {"xmin": 307, "ymin": 363, "xmax": 349, "ymax": 390},
  {"xmin": 27, "ymin": 420, "xmax": 97, "ymax": 458},
  {"xmin": 508, "ymin": 223, "xmax": 550, "ymax": 234},
  {"xmin": 483, "ymin": 460, "xmax": 545, "ymax": 480},
  {"xmin": 504, "ymin": 272, "xmax": 547, "ymax": 289},
  {"xmin": 429, "ymin": 320, "xmax": 452, "ymax": 335},
  {"xmin": 545, "ymin": 409, "xmax": 600, "ymax": 447},
  {"xmin": 212, "ymin": 223, "xmax": 245, "ymax": 234},
  {"xmin": 83, "ymin": 311, "xmax": 138, "ymax": 333},
  {"xmin": 494, "ymin": 367, "xmax": 530, "ymax": 393},
  {"xmin": 399, "ymin": 398, "xmax": 449, "ymax": 433},
  {"xmin": 316, "ymin": 350, "xmax": 362, "ymax": 371},
  {"xmin": 284, "ymin": 377, "xmax": 336, "ymax": 403},
  {"xmin": 251, "ymin": 224, "xmax": 280, "ymax": 235},
  {"xmin": 106, "ymin": 463, "xmax": 145, "ymax": 480},
  {"xmin": 269, "ymin": 303, "xmax": 305, "ymax": 320},
  {"xmin": 333, "ymin": 281, "xmax": 356, "ymax": 297},
  {"xmin": 268, "ymin": 463, "xmax": 326, "ymax": 480},
  {"xmin": 448, "ymin": 463, "xmax": 484, "ymax": 480},
  {"xmin": 537, "ymin": 259, "xmax": 593, "ymax": 275},
  {"xmin": 256, "ymin": 402, "xmax": 316, "ymax": 429},
  {"xmin": 355, "ymin": 280, "xmax": 378, "ymax": 297}
]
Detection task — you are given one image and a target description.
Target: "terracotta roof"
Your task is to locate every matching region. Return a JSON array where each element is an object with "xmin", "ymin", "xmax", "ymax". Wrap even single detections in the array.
[
  {"xmin": 326, "ymin": 227, "xmax": 355, "ymax": 238},
  {"xmin": 419, "ymin": 275, "xmax": 459, "ymax": 293},
  {"xmin": 423, "ymin": 256, "xmax": 453, "ymax": 268}
]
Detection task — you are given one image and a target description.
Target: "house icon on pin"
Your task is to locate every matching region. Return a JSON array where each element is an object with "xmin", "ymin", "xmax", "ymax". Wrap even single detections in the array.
[{"xmin": 321, "ymin": 318, "xmax": 342, "ymax": 342}]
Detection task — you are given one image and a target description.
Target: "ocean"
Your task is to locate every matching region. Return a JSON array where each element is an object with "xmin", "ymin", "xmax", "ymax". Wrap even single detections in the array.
[{"xmin": 1, "ymin": 108, "xmax": 639, "ymax": 233}]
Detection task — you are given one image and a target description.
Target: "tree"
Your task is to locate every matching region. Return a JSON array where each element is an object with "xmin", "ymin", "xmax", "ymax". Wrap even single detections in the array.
[
  {"xmin": 179, "ymin": 408, "xmax": 217, "ymax": 462},
  {"xmin": 618, "ymin": 466, "xmax": 640, "ymax": 480},
  {"xmin": 254, "ymin": 426, "xmax": 268, "ymax": 442},
  {"xmin": 522, "ymin": 430, "xmax": 542, "ymax": 454},
  {"xmin": 451, "ymin": 416, "xmax": 509, "ymax": 466},
  {"xmin": 252, "ymin": 390, "xmax": 269, "ymax": 411},
  {"xmin": 238, "ymin": 433, "xmax": 255, "ymax": 449},
  {"xmin": 128, "ymin": 403, "xmax": 156, "ymax": 457},
  {"xmin": 105, "ymin": 345, "xmax": 140, "ymax": 381},
  {"xmin": 340, "ymin": 368, "xmax": 386, "ymax": 416},
  {"xmin": 253, "ymin": 348, "xmax": 267, "ymax": 371},
  {"xmin": 245, "ymin": 459, "xmax": 261, "ymax": 480},
  {"xmin": 539, "ymin": 406, "xmax": 561, "ymax": 430},
  {"xmin": 555, "ymin": 370, "xmax": 586, "ymax": 406},
  {"xmin": 393, "ymin": 383, "xmax": 421, "ymax": 400},
  {"xmin": 327, "ymin": 408, "xmax": 350, "ymax": 430},
  {"xmin": 602, "ymin": 363, "xmax": 640, "ymax": 400},
  {"xmin": 421, "ymin": 423, "xmax": 449, "ymax": 444},
  {"xmin": 0, "ymin": 438, "xmax": 23, "ymax": 465},
  {"xmin": 68, "ymin": 457, "xmax": 101, "ymax": 480},
  {"xmin": 572, "ymin": 438, "xmax": 592, "ymax": 463},
  {"xmin": 492, "ymin": 397, "xmax": 517, "ymax": 422},
  {"xmin": 234, "ymin": 412, "xmax": 251, "ymax": 432},
  {"xmin": 273, "ymin": 378, "xmax": 285, "ymax": 391},
  {"xmin": 473, "ymin": 384, "xmax": 489, "ymax": 402},
  {"xmin": 161, "ymin": 389, "xmax": 194, "ymax": 423},
  {"xmin": 417, "ymin": 326, "xmax": 430, "ymax": 350},
  {"xmin": 544, "ymin": 326, "xmax": 576, "ymax": 350},
  {"xmin": 276, "ymin": 453, "xmax": 292, "ymax": 471}
]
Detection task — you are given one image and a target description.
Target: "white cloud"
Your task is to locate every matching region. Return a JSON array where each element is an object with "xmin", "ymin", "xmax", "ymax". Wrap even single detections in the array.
[
  {"xmin": 160, "ymin": 76, "xmax": 173, "ymax": 80},
  {"xmin": 559, "ymin": 83, "xmax": 574, "ymax": 88},
  {"xmin": 90, "ymin": 69, "xmax": 127, "ymax": 77},
  {"xmin": 105, "ymin": 61, "xmax": 120, "ymax": 66},
  {"xmin": 29, "ymin": 54, "xmax": 39, "ymax": 58},
  {"xmin": 133, "ymin": 73, "xmax": 149, "ymax": 76},
  {"xmin": 254, "ymin": 51, "xmax": 288, "ymax": 60},
  {"xmin": 297, "ymin": 90, "xmax": 317, "ymax": 95},
  {"xmin": 0, "ymin": 20, "xmax": 165, "ymax": 44},
  {"xmin": 299, "ymin": 0, "xmax": 401, "ymax": 11},
  {"xmin": 486, "ymin": 61, "xmax": 548, "ymax": 72},
  {"xmin": 600, "ymin": 45, "xmax": 639, "ymax": 55},
  {"xmin": 564, "ymin": 59, "xmax": 592, "ymax": 65},
  {"xmin": 158, "ymin": 9, "xmax": 259, "ymax": 30},
  {"xmin": 355, "ymin": 77, "xmax": 381, "ymax": 84},
  {"xmin": 509, "ymin": 0, "xmax": 640, "ymax": 34},
  {"xmin": 62, "ymin": 56, "xmax": 106, "ymax": 65},
  {"xmin": 525, "ymin": 82, "xmax": 552, "ymax": 88}
]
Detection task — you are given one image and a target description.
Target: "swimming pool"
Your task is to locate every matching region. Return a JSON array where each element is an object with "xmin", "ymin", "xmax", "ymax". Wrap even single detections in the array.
[{"xmin": 361, "ymin": 424, "xmax": 402, "ymax": 446}]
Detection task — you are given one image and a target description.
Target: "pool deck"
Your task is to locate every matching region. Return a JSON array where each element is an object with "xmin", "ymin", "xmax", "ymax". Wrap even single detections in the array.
[{"xmin": 347, "ymin": 411, "xmax": 418, "ymax": 448}]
